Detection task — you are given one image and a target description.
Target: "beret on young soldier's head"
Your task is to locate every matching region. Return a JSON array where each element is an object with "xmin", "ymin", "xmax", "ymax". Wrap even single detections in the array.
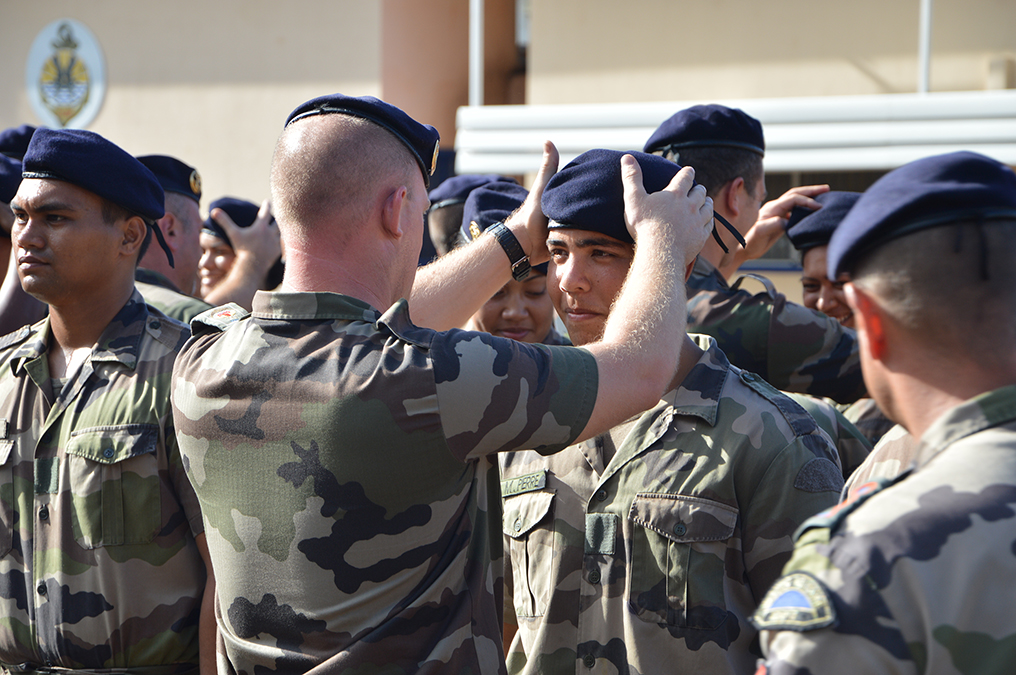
[
  {"xmin": 0, "ymin": 125, "xmax": 37, "ymax": 160},
  {"xmin": 429, "ymin": 174, "xmax": 516, "ymax": 210},
  {"xmin": 21, "ymin": 127, "xmax": 164, "ymax": 221},
  {"xmin": 0, "ymin": 155, "xmax": 23, "ymax": 204},
  {"xmin": 137, "ymin": 155, "xmax": 202, "ymax": 204},
  {"xmin": 786, "ymin": 191, "xmax": 861, "ymax": 252},
  {"xmin": 542, "ymin": 149, "xmax": 681, "ymax": 245},
  {"xmin": 828, "ymin": 151, "xmax": 1016, "ymax": 277},
  {"xmin": 644, "ymin": 104, "xmax": 765, "ymax": 158},
  {"xmin": 285, "ymin": 93, "xmax": 441, "ymax": 188},
  {"xmin": 202, "ymin": 197, "xmax": 261, "ymax": 247}
]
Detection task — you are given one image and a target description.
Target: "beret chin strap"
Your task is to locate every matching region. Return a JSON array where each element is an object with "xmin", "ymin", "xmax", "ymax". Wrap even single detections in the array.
[
  {"xmin": 148, "ymin": 221, "xmax": 175, "ymax": 268},
  {"xmin": 712, "ymin": 212, "xmax": 746, "ymax": 254}
]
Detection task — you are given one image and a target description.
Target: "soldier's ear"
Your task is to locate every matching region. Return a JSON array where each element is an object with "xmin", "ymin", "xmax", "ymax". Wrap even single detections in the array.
[
  {"xmin": 845, "ymin": 283, "xmax": 887, "ymax": 361},
  {"xmin": 380, "ymin": 185, "xmax": 408, "ymax": 239},
  {"xmin": 120, "ymin": 215, "xmax": 147, "ymax": 258},
  {"xmin": 722, "ymin": 177, "xmax": 745, "ymax": 218}
]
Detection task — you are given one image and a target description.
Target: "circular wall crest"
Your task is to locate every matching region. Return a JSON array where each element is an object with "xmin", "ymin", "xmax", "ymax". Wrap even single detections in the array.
[{"xmin": 26, "ymin": 19, "xmax": 106, "ymax": 129}]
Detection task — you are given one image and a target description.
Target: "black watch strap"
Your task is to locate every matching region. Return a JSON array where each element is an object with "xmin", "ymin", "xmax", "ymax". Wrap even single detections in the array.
[{"xmin": 488, "ymin": 222, "xmax": 531, "ymax": 281}]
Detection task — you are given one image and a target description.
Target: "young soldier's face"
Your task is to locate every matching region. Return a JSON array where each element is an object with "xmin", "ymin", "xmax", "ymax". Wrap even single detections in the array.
[
  {"xmin": 11, "ymin": 178, "xmax": 128, "ymax": 306},
  {"xmin": 800, "ymin": 244, "xmax": 854, "ymax": 328},
  {"xmin": 546, "ymin": 227, "xmax": 634, "ymax": 346}
]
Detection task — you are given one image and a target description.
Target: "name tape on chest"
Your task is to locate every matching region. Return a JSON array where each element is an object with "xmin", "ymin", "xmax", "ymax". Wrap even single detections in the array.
[{"xmin": 501, "ymin": 470, "xmax": 547, "ymax": 498}]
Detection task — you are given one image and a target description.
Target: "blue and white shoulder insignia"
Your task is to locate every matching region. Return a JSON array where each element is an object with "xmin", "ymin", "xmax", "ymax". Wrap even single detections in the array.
[{"xmin": 750, "ymin": 571, "xmax": 837, "ymax": 632}]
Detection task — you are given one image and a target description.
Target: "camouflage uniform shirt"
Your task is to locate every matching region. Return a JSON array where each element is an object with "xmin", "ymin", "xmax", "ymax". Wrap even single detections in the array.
[
  {"xmin": 686, "ymin": 257, "xmax": 864, "ymax": 404},
  {"xmin": 842, "ymin": 423, "xmax": 919, "ymax": 496},
  {"xmin": 783, "ymin": 393, "xmax": 871, "ymax": 481},
  {"xmin": 754, "ymin": 384, "xmax": 1016, "ymax": 674},
  {"xmin": 170, "ymin": 291, "xmax": 597, "ymax": 675},
  {"xmin": 135, "ymin": 269, "xmax": 212, "ymax": 324},
  {"xmin": 0, "ymin": 291, "xmax": 206, "ymax": 672},
  {"xmin": 499, "ymin": 335, "xmax": 843, "ymax": 675}
]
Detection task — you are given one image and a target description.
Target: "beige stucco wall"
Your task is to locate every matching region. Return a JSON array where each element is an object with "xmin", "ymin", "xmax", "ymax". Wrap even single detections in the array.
[
  {"xmin": 528, "ymin": 0, "xmax": 1016, "ymax": 104},
  {"xmin": 1, "ymin": 2, "xmax": 383, "ymax": 212}
]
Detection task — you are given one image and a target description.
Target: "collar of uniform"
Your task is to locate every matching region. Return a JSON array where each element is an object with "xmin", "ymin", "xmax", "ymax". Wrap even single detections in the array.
[
  {"xmin": 593, "ymin": 336, "xmax": 726, "ymax": 476},
  {"xmin": 135, "ymin": 267, "xmax": 180, "ymax": 293},
  {"xmin": 377, "ymin": 298, "xmax": 434, "ymax": 349},
  {"xmin": 914, "ymin": 384, "xmax": 1016, "ymax": 468},
  {"xmin": 90, "ymin": 289, "xmax": 150, "ymax": 369},
  {"xmin": 621, "ymin": 334, "xmax": 728, "ymax": 448},
  {"xmin": 9, "ymin": 290, "xmax": 148, "ymax": 375},
  {"xmin": 8, "ymin": 321, "xmax": 50, "ymax": 377},
  {"xmin": 251, "ymin": 290, "xmax": 381, "ymax": 322},
  {"xmin": 690, "ymin": 256, "xmax": 729, "ymax": 291},
  {"xmin": 663, "ymin": 334, "xmax": 730, "ymax": 427}
]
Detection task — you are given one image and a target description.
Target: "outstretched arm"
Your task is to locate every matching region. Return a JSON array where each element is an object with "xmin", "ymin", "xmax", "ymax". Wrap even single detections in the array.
[{"xmin": 409, "ymin": 142, "xmax": 560, "ymax": 331}]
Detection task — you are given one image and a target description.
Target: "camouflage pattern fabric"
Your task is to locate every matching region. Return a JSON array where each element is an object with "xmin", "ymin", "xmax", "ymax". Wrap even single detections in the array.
[
  {"xmin": 840, "ymin": 396, "xmax": 897, "ymax": 447},
  {"xmin": 784, "ymin": 393, "xmax": 871, "ymax": 481},
  {"xmin": 170, "ymin": 291, "xmax": 598, "ymax": 675},
  {"xmin": 0, "ymin": 290, "xmax": 206, "ymax": 672},
  {"xmin": 686, "ymin": 257, "xmax": 865, "ymax": 405},
  {"xmin": 842, "ymin": 423, "xmax": 919, "ymax": 496},
  {"xmin": 754, "ymin": 385, "xmax": 1016, "ymax": 674},
  {"xmin": 499, "ymin": 335, "xmax": 843, "ymax": 675},
  {"xmin": 135, "ymin": 269, "xmax": 212, "ymax": 324}
]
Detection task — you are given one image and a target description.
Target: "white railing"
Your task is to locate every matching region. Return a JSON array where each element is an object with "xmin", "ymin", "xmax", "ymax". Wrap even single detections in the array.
[{"xmin": 455, "ymin": 90, "xmax": 1016, "ymax": 175}]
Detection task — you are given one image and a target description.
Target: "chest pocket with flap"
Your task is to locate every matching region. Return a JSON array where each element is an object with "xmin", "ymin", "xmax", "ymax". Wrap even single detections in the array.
[
  {"xmin": 503, "ymin": 490, "xmax": 555, "ymax": 618},
  {"xmin": 65, "ymin": 424, "xmax": 161, "ymax": 549},
  {"xmin": 627, "ymin": 493, "xmax": 738, "ymax": 629}
]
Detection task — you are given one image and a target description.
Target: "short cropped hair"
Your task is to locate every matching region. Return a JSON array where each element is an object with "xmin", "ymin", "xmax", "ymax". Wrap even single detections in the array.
[
  {"xmin": 271, "ymin": 114, "xmax": 420, "ymax": 246},
  {"xmin": 852, "ymin": 219, "xmax": 1016, "ymax": 360},
  {"xmin": 662, "ymin": 146, "xmax": 763, "ymax": 198}
]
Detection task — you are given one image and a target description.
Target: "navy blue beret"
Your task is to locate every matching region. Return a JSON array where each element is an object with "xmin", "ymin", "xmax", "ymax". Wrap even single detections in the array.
[
  {"xmin": 828, "ymin": 151, "xmax": 1016, "ymax": 277},
  {"xmin": 460, "ymin": 181, "xmax": 530, "ymax": 240},
  {"xmin": 137, "ymin": 155, "xmax": 202, "ymax": 203},
  {"xmin": 430, "ymin": 174, "xmax": 515, "ymax": 209},
  {"xmin": 644, "ymin": 104, "xmax": 764, "ymax": 157},
  {"xmin": 285, "ymin": 94, "xmax": 440, "ymax": 188},
  {"xmin": 202, "ymin": 197, "xmax": 261, "ymax": 246},
  {"xmin": 543, "ymin": 149, "xmax": 681, "ymax": 245},
  {"xmin": 786, "ymin": 191, "xmax": 861, "ymax": 252},
  {"xmin": 460, "ymin": 181, "xmax": 547, "ymax": 275},
  {"xmin": 0, "ymin": 155, "xmax": 22, "ymax": 204},
  {"xmin": 22, "ymin": 128, "xmax": 165, "ymax": 222},
  {"xmin": 0, "ymin": 125, "xmax": 37, "ymax": 160}
]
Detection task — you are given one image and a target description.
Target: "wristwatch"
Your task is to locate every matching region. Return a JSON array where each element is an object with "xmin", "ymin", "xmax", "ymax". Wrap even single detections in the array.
[{"xmin": 488, "ymin": 222, "xmax": 531, "ymax": 281}]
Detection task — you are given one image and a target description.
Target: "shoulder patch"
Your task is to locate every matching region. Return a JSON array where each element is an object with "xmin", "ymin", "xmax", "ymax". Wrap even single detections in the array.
[
  {"xmin": 730, "ymin": 272, "xmax": 778, "ymax": 299},
  {"xmin": 794, "ymin": 457, "xmax": 844, "ymax": 493},
  {"xmin": 0, "ymin": 325, "xmax": 32, "ymax": 350},
  {"xmin": 750, "ymin": 571, "xmax": 837, "ymax": 632},
  {"xmin": 190, "ymin": 303, "xmax": 250, "ymax": 335}
]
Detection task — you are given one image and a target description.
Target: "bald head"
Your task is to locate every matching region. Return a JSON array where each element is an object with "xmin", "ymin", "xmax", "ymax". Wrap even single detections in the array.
[{"xmin": 270, "ymin": 114, "xmax": 420, "ymax": 245}]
